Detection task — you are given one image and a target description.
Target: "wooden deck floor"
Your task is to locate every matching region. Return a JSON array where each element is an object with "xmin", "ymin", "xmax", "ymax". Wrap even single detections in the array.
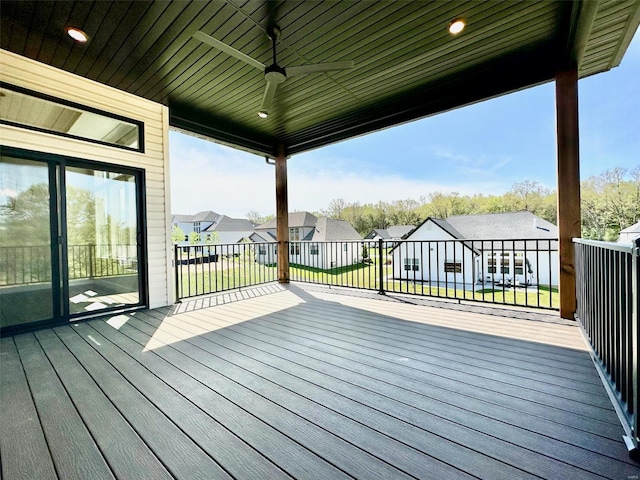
[{"xmin": 2, "ymin": 283, "xmax": 639, "ymax": 479}]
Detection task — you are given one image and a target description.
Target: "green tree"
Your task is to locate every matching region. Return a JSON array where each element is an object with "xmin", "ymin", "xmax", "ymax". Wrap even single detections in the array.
[
  {"xmin": 171, "ymin": 225, "xmax": 185, "ymax": 244},
  {"xmin": 189, "ymin": 231, "xmax": 201, "ymax": 245}
]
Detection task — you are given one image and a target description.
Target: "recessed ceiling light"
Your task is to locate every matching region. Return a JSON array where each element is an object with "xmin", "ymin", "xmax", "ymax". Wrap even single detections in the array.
[
  {"xmin": 258, "ymin": 110, "xmax": 269, "ymax": 118},
  {"xmin": 67, "ymin": 27, "xmax": 89, "ymax": 43},
  {"xmin": 448, "ymin": 19, "xmax": 466, "ymax": 35}
]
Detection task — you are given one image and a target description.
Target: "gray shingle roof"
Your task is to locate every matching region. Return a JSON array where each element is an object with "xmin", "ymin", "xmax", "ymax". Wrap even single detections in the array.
[
  {"xmin": 444, "ymin": 212, "xmax": 558, "ymax": 239},
  {"xmin": 255, "ymin": 212, "xmax": 318, "ymax": 230},
  {"xmin": 192, "ymin": 211, "xmax": 220, "ymax": 222},
  {"xmin": 203, "ymin": 215, "xmax": 254, "ymax": 232},
  {"xmin": 386, "ymin": 225, "xmax": 416, "ymax": 239},
  {"xmin": 310, "ymin": 218, "xmax": 363, "ymax": 242}
]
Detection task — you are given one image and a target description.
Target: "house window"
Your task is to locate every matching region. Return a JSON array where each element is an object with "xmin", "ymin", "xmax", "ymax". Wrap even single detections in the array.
[
  {"xmin": 445, "ymin": 261, "xmax": 462, "ymax": 273},
  {"xmin": 310, "ymin": 244, "xmax": 319, "ymax": 255},
  {"xmin": 258, "ymin": 246, "xmax": 266, "ymax": 255},
  {"xmin": 514, "ymin": 253, "xmax": 524, "ymax": 275},
  {"xmin": 0, "ymin": 83, "xmax": 144, "ymax": 151},
  {"xmin": 343, "ymin": 243, "xmax": 348, "ymax": 252},
  {"xmin": 290, "ymin": 244, "xmax": 300, "ymax": 255},
  {"xmin": 289, "ymin": 227, "xmax": 300, "ymax": 241},
  {"xmin": 404, "ymin": 258, "xmax": 419, "ymax": 271}
]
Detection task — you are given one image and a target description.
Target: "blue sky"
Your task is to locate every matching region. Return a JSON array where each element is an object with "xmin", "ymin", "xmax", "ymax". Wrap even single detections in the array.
[{"xmin": 170, "ymin": 32, "xmax": 639, "ymax": 219}]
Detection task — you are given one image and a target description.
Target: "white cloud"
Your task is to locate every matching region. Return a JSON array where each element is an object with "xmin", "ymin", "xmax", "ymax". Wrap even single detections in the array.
[{"xmin": 169, "ymin": 132, "xmax": 511, "ymax": 218}]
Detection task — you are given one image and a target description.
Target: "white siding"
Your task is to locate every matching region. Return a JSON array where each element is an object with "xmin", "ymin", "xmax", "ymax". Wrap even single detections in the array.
[{"xmin": 0, "ymin": 50, "xmax": 171, "ymax": 308}]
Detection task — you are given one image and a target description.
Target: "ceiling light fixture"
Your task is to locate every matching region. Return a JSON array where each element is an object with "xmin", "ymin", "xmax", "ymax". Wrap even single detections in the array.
[
  {"xmin": 258, "ymin": 110, "xmax": 269, "ymax": 119},
  {"xmin": 448, "ymin": 19, "xmax": 466, "ymax": 35},
  {"xmin": 67, "ymin": 27, "xmax": 89, "ymax": 43}
]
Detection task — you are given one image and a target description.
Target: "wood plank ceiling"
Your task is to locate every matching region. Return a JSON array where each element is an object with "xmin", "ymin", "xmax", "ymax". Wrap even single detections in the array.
[{"xmin": 1, "ymin": 0, "xmax": 639, "ymax": 157}]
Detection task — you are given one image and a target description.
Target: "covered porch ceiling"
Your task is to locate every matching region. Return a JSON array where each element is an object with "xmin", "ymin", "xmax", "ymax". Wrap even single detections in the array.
[{"xmin": 2, "ymin": 0, "xmax": 639, "ymax": 158}]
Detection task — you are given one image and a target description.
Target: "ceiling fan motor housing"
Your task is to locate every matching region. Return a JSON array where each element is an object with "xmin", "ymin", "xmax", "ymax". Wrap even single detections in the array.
[{"xmin": 265, "ymin": 64, "xmax": 287, "ymax": 84}]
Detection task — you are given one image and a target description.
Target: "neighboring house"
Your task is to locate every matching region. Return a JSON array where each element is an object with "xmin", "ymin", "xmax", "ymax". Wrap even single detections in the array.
[
  {"xmin": 171, "ymin": 211, "xmax": 220, "ymax": 242},
  {"xmin": 172, "ymin": 211, "xmax": 254, "ymax": 246},
  {"xmin": 254, "ymin": 212, "xmax": 363, "ymax": 269},
  {"xmin": 201, "ymin": 215, "xmax": 254, "ymax": 244},
  {"xmin": 365, "ymin": 225, "xmax": 415, "ymax": 244},
  {"xmin": 392, "ymin": 212, "xmax": 559, "ymax": 287},
  {"xmin": 618, "ymin": 221, "xmax": 640, "ymax": 244}
]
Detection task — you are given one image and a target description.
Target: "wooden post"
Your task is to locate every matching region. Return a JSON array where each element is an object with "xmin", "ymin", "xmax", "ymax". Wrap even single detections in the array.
[
  {"xmin": 275, "ymin": 145, "xmax": 289, "ymax": 283},
  {"xmin": 555, "ymin": 67, "xmax": 581, "ymax": 320}
]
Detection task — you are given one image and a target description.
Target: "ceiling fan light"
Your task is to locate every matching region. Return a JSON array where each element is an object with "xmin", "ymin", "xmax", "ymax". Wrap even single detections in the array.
[
  {"xmin": 448, "ymin": 19, "xmax": 466, "ymax": 35},
  {"xmin": 258, "ymin": 110, "xmax": 269, "ymax": 118},
  {"xmin": 67, "ymin": 27, "xmax": 89, "ymax": 42}
]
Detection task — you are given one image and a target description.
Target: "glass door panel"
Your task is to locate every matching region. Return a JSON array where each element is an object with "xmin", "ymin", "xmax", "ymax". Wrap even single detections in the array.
[
  {"xmin": 66, "ymin": 166, "xmax": 140, "ymax": 315},
  {"xmin": 0, "ymin": 157, "xmax": 54, "ymax": 327}
]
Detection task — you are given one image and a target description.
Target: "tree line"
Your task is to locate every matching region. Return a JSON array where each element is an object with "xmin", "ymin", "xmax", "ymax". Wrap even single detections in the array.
[{"xmin": 247, "ymin": 166, "xmax": 639, "ymax": 241}]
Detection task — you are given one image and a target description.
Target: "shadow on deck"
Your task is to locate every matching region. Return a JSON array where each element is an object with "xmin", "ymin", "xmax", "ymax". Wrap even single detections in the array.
[{"xmin": 1, "ymin": 283, "xmax": 638, "ymax": 479}]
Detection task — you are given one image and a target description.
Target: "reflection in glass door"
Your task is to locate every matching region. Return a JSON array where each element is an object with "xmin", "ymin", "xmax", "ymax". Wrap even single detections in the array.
[
  {"xmin": 66, "ymin": 166, "xmax": 140, "ymax": 315},
  {"xmin": 0, "ymin": 157, "xmax": 54, "ymax": 328}
]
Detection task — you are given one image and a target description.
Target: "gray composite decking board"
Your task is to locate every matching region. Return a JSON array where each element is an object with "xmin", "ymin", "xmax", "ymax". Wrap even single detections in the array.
[
  {"xmin": 136, "ymin": 311, "xmax": 634, "ymax": 480},
  {"xmin": 237, "ymin": 309, "xmax": 618, "ymax": 419},
  {"xmin": 250, "ymin": 293, "xmax": 601, "ymax": 383},
  {"xmin": 0, "ymin": 338, "xmax": 57, "ymax": 480},
  {"xmin": 124, "ymin": 313, "xmax": 480, "ymax": 480},
  {"xmin": 283, "ymin": 297, "xmax": 602, "ymax": 376},
  {"xmin": 87, "ymin": 320, "xmax": 352, "ymax": 480},
  {"xmin": 150, "ymin": 308, "xmax": 634, "ymax": 471},
  {"xmin": 31, "ymin": 329, "xmax": 174, "ymax": 480},
  {"xmin": 223, "ymin": 315, "xmax": 633, "ymax": 463},
  {"xmin": 234, "ymin": 288, "xmax": 592, "ymax": 369},
  {"xmin": 51, "ymin": 325, "xmax": 233, "ymax": 480},
  {"xmin": 12, "ymin": 334, "xmax": 115, "ymax": 480},
  {"xmin": 213, "ymin": 297, "xmax": 617, "ymax": 415},
  {"xmin": 224, "ymin": 296, "xmax": 604, "ymax": 397},
  {"xmin": 107, "ymin": 318, "xmax": 422, "ymax": 480},
  {"xmin": 128, "ymin": 313, "xmax": 541, "ymax": 480},
  {"xmin": 263, "ymin": 305, "xmax": 608, "ymax": 398},
  {"xmin": 173, "ymin": 297, "xmax": 624, "ymax": 441},
  {"xmin": 64, "ymin": 323, "xmax": 291, "ymax": 480}
]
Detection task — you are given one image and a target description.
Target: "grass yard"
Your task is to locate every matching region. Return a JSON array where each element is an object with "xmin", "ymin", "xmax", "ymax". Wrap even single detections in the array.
[{"xmin": 177, "ymin": 256, "xmax": 559, "ymax": 309}]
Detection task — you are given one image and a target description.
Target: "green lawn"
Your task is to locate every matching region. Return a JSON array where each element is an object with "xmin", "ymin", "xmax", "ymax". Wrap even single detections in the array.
[{"xmin": 177, "ymin": 257, "xmax": 558, "ymax": 309}]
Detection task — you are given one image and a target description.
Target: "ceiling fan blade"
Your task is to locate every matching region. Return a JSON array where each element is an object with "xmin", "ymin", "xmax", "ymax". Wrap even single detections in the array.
[
  {"xmin": 286, "ymin": 61, "xmax": 354, "ymax": 76},
  {"xmin": 260, "ymin": 80, "xmax": 279, "ymax": 112},
  {"xmin": 193, "ymin": 31, "xmax": 265, "ymax": 71}
]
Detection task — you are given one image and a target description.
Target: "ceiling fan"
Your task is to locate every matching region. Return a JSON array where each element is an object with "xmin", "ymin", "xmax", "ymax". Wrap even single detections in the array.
[{"xmin": 193, "ymin": 26, "xmax": 354, "ymax": 118}]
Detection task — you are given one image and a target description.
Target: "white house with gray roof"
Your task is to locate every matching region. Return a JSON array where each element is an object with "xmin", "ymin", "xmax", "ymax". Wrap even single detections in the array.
[
  {"xmin": 254, "ymin": 212, "xmax": 363, "ymax": 269},
  {"xmin": 392, "ymin": 212, "xmax": 559, "ymax": 287},
  {"xmin": 172, "ymin": 211, "xmax": 254, "ymax": 251}
]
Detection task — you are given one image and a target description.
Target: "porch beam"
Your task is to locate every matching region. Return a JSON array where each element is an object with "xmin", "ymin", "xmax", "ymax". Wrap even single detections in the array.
[
  {"xmin": 275, "ymin": 145, "xmax": 290, "ymax": 283},
  {"xmin": 555, "ymin": 67, "xmax": 581, "ymax": 320}
]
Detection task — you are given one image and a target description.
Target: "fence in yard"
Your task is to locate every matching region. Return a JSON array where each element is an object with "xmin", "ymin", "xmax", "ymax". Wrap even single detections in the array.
[
  {"xmin": 574, "ymin": 237, "xmax": 639, "ymax": 452},
  {"xmin": 174, "ymin": 242, "xmax": 277, "ymax": 299},
  {"xmin": 175, "ymin": 238, "xmax": 559, "ymax": 310}
]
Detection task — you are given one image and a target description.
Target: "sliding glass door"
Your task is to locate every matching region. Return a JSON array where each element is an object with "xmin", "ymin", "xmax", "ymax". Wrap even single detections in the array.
[
  {"xmin": 0, "ymin": 148, "xmax": 146, "ymax": 332},
  {"xmin": 0, "ymin": 157, "xmax": 55, "ymax": 327},
  {"xmin": 66, "ymin": 166, "xmax": 140, "ymax": 315}
]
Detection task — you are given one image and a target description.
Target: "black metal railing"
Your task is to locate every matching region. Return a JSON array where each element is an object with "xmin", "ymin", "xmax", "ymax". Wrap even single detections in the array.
[
  {"xmin": 574, "ymin": 237, "xmax": 639, "ymax": 452},
  {"xmin": 287, "ymin": 238, "xmax": 558, "ymax": 309},
  {"xmin": 174, "ymin": 242, "xmax": 277, "ymax": 299},
  {"xmin": 0, "ymin": 244, "xmax": 137, "ymax": 287}
]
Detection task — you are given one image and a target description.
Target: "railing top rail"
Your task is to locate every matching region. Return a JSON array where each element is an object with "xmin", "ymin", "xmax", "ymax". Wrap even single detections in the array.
[{"xmin": 573, "ymin": 237, "xmax": 636, "ymax": 254}]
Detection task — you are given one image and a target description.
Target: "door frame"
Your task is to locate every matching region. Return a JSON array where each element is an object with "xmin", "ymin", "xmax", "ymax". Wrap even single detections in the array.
[{"xmin": 0, "ymin": 146, "xmax": 148, "ymax": 336}]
